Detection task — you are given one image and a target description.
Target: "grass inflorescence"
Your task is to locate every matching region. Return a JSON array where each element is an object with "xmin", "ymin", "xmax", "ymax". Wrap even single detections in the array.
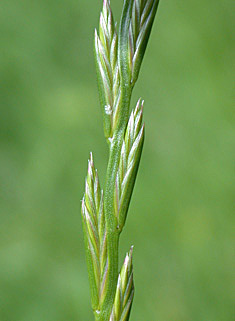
[{"xmin": 81, "ymin": 1, "xmax": 160, "ymax": 320}]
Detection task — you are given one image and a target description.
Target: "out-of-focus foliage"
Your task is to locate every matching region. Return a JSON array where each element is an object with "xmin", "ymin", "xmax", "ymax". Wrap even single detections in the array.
[{"xmin": 0, "ymin": 0, "xmax": 234, "ymax": 320}]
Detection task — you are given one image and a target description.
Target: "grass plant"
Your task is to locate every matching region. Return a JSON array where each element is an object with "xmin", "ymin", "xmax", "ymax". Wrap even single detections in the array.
[{"xmin": 81, "ymin": 1, "xmax": 160, "ymax": 320}]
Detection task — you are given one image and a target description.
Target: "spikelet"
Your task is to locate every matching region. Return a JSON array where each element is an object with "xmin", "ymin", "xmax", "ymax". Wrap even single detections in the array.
[
  {"xmin": 109, "ymin": 247, "xmax": 134, "ymax": 321},
  {"xmin": 116, "ymin": 0, "xmax": 159, "ymax": 87},
  {"xmin": 129, "ymin": 0, "xmax": 159, "ymax": 85},
  {"xmin": 95, "ymin": 0, "xmax": 121, "ymax": 139},
  {"xmin": 114, "ymin": 99, "xmax": 144, "ymax": 231},
  {"xmin": 81, "ymin": 153, "xmax": 108, "ymax": 310}
]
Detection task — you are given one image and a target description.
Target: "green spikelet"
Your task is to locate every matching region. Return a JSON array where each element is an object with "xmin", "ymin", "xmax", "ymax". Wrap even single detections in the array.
[
  {"xmin": 109, "ymin": 247, "xmax": 134, "ymax": 321},
  {"xmin": 81, "ymin": 153, "xmax": 108, "ymax": 312}
]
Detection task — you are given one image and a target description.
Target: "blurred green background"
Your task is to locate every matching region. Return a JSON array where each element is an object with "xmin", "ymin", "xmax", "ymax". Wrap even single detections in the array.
[{"xmin": 0, "ymin": 0, "xmax": 234, "ymax": 320}]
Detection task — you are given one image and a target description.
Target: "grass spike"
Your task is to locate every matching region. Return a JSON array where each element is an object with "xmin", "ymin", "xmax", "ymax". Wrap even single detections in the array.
[{"xmin": 82, "ymin": 1, "xmax": 160, "ymax": 319}]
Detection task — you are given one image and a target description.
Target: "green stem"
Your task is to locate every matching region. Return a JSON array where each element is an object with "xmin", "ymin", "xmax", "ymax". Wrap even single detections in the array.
[
  {"xmin": 99, "ymin": 90, "xmax": 131, "ymax": 320},
  {"xmin": 101, "ymin": 134, "xmax": 125, "ymax": 320}
]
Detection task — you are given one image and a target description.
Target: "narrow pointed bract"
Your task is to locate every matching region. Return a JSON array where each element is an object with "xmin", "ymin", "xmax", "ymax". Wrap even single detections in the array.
[{"xmin": 118, "ymin": 0, "xmax": 135, "ymax": 87}]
